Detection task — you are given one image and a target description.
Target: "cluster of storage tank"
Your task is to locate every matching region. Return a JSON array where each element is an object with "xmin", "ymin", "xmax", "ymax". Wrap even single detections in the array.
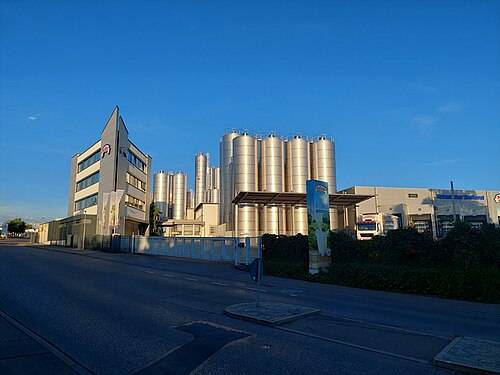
[
  {"xmin": 194, "ymin": 152, "xmax": 220, "ymax": 208},
  {"xmin": 220, "ymin": 130, "xmax": 337, "ymax": 237},
  {"xmin": 153, "ymin": 171, "xmax": 188, "ymax": 220}
]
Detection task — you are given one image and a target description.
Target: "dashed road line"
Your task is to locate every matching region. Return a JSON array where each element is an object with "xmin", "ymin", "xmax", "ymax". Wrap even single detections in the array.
[
  {"xmin": 245, "ymin": 287, "xmax": 267, "ymax": 293},
  {"xmin": 185, "ymin": 277, "xmax": 198, "ymax": 282},
  {"xmin": 145, "ymin": 271, "xmax": 155, "ymax": 274},
  {"xmin": 211, "ymin": 282, "xmax": 228, "ymax": 286},
  {"xmin": 162, "ymin": 273, "xmax": 174, "ymax": 278}
]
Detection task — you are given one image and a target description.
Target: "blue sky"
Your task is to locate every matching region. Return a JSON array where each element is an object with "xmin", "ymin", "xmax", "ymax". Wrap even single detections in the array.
[{"xmin": 1, "ymin": 0, "xmax": 499, "ymax": 224}]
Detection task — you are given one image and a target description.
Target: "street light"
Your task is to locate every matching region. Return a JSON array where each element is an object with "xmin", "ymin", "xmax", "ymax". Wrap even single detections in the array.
[{"xmin": 82, "ymin": 209, "xmax": 86, "ymax": 250}]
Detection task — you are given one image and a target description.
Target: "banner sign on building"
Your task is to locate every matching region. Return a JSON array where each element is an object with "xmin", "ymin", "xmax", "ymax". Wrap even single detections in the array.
[
  {"xmin": 306, "ymin": 180, "xmax": 331, "ymax": 274},
  {"xmin": 108, "ymin": 189, "xmax": 125, "ymax": 230},
  {"xmin": 102, "ymin": 192, "xmax": 109, "ymax": 229}
]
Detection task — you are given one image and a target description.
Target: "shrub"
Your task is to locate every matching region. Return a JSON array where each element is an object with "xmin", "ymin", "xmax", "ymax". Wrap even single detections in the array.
[
  {"xmin": 441, "ymin": 221, "xmax": 500, "ymax": 268},
  {"xmin": 261, "ymin": 234, "xmax": 309, "ymax": 278}
]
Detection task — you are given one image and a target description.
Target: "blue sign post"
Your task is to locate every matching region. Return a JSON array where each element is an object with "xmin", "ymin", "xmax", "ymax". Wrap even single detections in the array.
[{"xmin": 306, "ymin": 180, "xmax": 332, "ymax": 274}]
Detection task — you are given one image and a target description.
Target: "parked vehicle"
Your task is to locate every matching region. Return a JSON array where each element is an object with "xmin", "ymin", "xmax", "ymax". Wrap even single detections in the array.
[{"xmin": 356, "ymin": 213, "xmax": 400, "ymax": 240}]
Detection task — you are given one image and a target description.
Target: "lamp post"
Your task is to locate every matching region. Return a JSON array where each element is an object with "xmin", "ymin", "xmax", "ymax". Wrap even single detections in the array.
[{"xmin": 82, "ymin": 209, "xmax": 86, "ymax": 250}]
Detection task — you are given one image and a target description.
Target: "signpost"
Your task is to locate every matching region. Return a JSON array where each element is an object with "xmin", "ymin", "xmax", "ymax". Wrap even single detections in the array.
[{"xmin": 250, "ymin": 258, "xmax": 263, "ymax": 307}]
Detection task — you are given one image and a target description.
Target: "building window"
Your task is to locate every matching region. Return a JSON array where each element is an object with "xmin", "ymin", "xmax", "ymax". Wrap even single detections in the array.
[
  {"xmin": 76, "ymin": 172, "xmax": 100, "ymax": 192},
  {"xmin": 125, "ymin": 194, "xmax": 145, "ymax": 211},
  {"xmin": 75, "ymin": 193, "xmax": 98, "ymax": 211},
  {"xmin": 78, "ymin": 150, "xmax": 100, "ymax": 172},
  {"xmin": 126, "ymin": 172, "xmax": 146, "ymax": 192},
  {"xmin": 127, "ymin": 150, "xmax": 146, "ymax": 173}
]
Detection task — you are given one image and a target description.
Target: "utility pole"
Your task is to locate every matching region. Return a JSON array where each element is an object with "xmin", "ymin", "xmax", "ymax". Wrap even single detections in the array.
[
  {"xmin": 82, "ymin": 209, "xmax": 86, "ymax": 250},
  {"xmin": 450, "ymin": 181, "xmax": 457, "ymax": 221}
]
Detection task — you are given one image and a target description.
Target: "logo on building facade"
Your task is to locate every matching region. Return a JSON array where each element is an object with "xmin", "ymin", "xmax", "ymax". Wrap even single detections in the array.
[
  {"xmin": 494, "ymin": 193, "xmax": 500, "ymax": 204},
  {"xmin": 120, "ymin": 147, "xmax": 127, "ymax": 157},
  {"xmin": 101, "ymin": 144, "xmax": 111, "ymax": 158}
]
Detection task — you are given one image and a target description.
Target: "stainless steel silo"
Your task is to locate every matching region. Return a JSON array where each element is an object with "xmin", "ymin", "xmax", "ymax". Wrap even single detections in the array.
[
  {"xmin": 187, "ymin": 189, "xmax": 195, "ymax": 209},
  {"xmin": 195, "ymin": 152, "xmax": 207, "ymax": 208},
  {"xmin": 172, "ymin": 172, "xmax": 187, "ymax": 220},
  {"xmin": 207, "ymin": 166, "xmax": 220, "ymax": 204},
  {"xmin": 219, "ymin": 131, "xmax": 239, "ymax": 230},
  {"xmin": 233, "ymin": 132, "xmax": 258, "ymax": 237},
  {"xmin": 166, "ymin": 172, "xmax": 174, "ymax": 219},
  {"xmin": 311, "ymin": 135, "xmax": 337, "ymax": 230},
  {"xmin": 212, "ymin": 166, "xmax": 220, "ymax": 189},
  {"xmin": 153, "ymin": 171, "xmax": 169, "ymax": 221},
  {"xmin": 259, "ymin": 134, "xmax": 286, "ymax": 234},
  {"xmin": 286, "ymin": 135, "xmax": 311, "ymax": 234},
  {"xmin": 206, "ymin": 153, "xmax": 212, "ymax": 190}
]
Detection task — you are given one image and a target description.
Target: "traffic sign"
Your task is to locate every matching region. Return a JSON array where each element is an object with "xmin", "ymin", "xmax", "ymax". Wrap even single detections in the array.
[{"xmin": 250, "ymin": 258, "xmax": 263, "ymax": 282}]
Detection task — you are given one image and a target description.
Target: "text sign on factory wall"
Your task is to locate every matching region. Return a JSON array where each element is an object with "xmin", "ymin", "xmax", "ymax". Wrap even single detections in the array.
[
  {"xmin": 306, "ymin": 180, "xmax": 331, "ymax": 274},
  {"xmin": 435, "ymin": 194, "xmax": 485, "ymax": 200}
]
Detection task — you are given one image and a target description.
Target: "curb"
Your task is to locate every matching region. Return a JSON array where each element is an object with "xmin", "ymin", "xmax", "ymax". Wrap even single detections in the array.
[{"xmin": 224, "ymin": 302, "xmax": 320, "ymax": 326}]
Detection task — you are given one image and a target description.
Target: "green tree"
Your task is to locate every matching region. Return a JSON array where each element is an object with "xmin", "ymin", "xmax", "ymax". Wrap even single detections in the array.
[
  {"xmin": 149, "ymin": 201, "xmax": 162, "ymax": 236},
  {"xmin": 8, "ymin": 218, "xmax": 27, "ymax": 234}
]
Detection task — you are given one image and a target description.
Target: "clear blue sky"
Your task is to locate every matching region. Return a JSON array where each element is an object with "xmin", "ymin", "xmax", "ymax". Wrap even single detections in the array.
[{"xmin": 1, "ymin": 0, "xmax": 499, "ymax": 224}]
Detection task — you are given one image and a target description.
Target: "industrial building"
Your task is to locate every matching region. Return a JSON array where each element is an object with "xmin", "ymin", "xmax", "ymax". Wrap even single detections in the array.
[
  {"xmin": 338, "ymin": 186, "xmax": 500, "ymax": 238},
  {"xmin": 62, "ymin": 107, "xmax": 152, "ymax": 246},
  {"xmin": 153, "ymin": 151, "xmax": 221, "ymax": 237},
  {"xmin": 151, "ymin": 130, "xmax": 344, "ymax": 238}
]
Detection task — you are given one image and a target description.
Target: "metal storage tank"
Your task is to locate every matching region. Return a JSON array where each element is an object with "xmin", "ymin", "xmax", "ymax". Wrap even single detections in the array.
[
  {"xmin": 233, "ymin": 132, "xmax": 259, "ymax": 237},
  {"xmin": 210, "ymin": 189, "xmax": 220, "ymax": 204},
  {"xmin": 286, "ymin": 135, "xmax": 311, "ymax": 234},
  {"xmin": 219, "ymin": 131, "xmax": 239, "ymax": 230},
  {"xmin": 172, "ymin": 172, "xmax": 187, "ymax": 220},
  {"xmin": 311, "ymin": 135, "xmax": 338, "ymax": 230},
  {"xmin": 153, "ymin": 171, "xmax": 169, "ymax": 221},
  {"xmin": 187, "ymin": 189, "xmax": 195, "ymax": 209},
  {"xmin": 195, "ymin": 152, "xmax": 207, "ymax": 208},
  {"xmin": 206, "ymin": 153, "xmax": 213, "ymax": 190},
  {"xmin": 166, "ymin": 172, "xmax": 174, "ymax": 219},
  {"xmin": 212, "ymin": 166, "xmax": 220, "ymax": 189},
  {"xmin": 259, "ymin": 134, "xmax": 286, "ymax": 234}
]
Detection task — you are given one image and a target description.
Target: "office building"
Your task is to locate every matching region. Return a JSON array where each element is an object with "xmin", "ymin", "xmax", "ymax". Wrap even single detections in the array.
[{"xmin": 65, "ymin": 107, "xmax": 152, "ymax": 245}]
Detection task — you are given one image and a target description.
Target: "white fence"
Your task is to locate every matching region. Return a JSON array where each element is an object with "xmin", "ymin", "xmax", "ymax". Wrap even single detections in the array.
[{"xmin": 118, "ymin": 236, "xmax": 261, "ymax": 266}]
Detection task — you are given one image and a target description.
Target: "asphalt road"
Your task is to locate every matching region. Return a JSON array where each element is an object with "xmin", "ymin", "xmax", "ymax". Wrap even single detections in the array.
[{"xmin": 2, "ymin": 239, "xmax": 499, "ymax": 374}]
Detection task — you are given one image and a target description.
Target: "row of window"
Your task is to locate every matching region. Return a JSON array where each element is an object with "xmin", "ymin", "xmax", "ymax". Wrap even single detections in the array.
[
  {"xmin": 127, "ymin": 150, "xmax": 146, "ymax": 173},
  {"xmin": 78, "ymin": 150, "xmax": 100, "ymax": 172},
  {"xmin": 75, "ymin": 193, "xmax": 98, "ymax": 211},
  {"xmin": 76, "ymin": 172, "xmax": 100, "ymax": 192},
  {"xmin": 126, "ymin": 172, "xmax": 146, "ymax": 192},
  {"xmin": 125, "ymin": 194, "xmax": 145, "ymax": 211}
]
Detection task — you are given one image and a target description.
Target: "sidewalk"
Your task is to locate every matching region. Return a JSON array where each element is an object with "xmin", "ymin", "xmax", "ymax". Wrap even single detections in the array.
[
  {"xmin": 225, "ymin": 303, "xmax": 500, "ymax": 374},
  {"xmin": 0, "ymin": 311, "xmax": 88, "ymax": 375}
]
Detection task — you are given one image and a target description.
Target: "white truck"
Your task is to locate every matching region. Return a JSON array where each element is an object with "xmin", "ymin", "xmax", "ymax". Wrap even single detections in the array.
[{"xmin": 356, "ymin": 213, "xmax": 401, "ymax": 240}]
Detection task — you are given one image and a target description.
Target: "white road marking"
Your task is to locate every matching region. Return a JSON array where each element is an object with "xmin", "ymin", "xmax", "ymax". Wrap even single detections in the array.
[
  {"xmin": 245, "ymin": 287, "xmax": 267, "ymax": 293},
  {"xmin": 145, "ymin": 271, "xmax": 155, "ymax": 274},
  {"xmin": 185, "ymin": 277, "xmax": 198, "ymax": 282},
  {"xmin": 211, "ymin": 282, "xmax": 228, "ymax": 286},
  {"xmin": 162, "ymin": 273, "xmax": 174, "ymax": 278}
]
